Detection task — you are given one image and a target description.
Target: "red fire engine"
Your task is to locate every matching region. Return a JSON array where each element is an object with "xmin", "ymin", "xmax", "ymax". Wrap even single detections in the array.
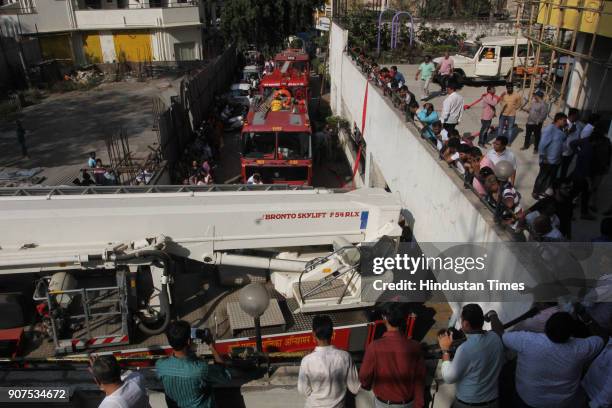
[
  {"xmin": 260, "ymin": 49, "xmax": 310, "ymax": 99},
  {"xmin": 241, "ymin": 47, "xmax": 313, "ymax": 185},
  {"xmin": 240, "ymin": 95, "xmax": 312, "ymax": 185}
]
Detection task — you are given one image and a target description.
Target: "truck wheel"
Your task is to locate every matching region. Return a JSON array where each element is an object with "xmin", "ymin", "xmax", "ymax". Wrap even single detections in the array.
[{"xmin": 453, "ymin": 71, "xmax": 465, "ymax": 85}]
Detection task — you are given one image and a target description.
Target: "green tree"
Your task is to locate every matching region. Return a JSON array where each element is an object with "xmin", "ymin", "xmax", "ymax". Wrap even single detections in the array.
[{"xmin": 220, "ymin": 0, "xmax": 324, "ymax": 50}]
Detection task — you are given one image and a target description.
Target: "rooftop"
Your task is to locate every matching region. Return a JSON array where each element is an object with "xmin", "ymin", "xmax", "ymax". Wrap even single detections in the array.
[
  {"xmin": 243, "ymin": 110, "xmax": 310, "ymax": 133},
  {"xmin": 274, "ymin": 49, "xmax": 310, "ymax": 62}
]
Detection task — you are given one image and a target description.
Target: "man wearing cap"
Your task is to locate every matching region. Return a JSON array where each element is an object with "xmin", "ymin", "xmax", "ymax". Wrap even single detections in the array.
[
  {"xmin": 497, "ymin": 83, "xmax": 522, "ymax": 144},
  {"xmin": 522, "ymin": 90, "xmax": 548, "ymax": 152}
]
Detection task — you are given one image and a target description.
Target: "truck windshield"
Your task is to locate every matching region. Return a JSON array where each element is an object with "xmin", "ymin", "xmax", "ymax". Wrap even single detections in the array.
[
  {"xmin": 459, "ymin": 44, "xmax": 480, "ymax": 59},
  {"xmin": 277, "ymin": 132, "xmax": 310, "ymax": 159},
  {"xmin": 242, "ymin": 132, "xmax": 276, "ymax": 158}
]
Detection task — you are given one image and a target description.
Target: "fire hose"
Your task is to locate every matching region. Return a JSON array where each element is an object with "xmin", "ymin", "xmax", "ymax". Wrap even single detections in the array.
[{"xmin": 113, "ymin": 250, "xmax": 172, "ymax": 336}]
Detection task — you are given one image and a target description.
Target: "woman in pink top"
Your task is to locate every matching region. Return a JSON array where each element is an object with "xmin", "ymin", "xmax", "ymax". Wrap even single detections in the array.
[{"xmin": 478, "ymin": 86, "xmax": 499, "ymax": 147}]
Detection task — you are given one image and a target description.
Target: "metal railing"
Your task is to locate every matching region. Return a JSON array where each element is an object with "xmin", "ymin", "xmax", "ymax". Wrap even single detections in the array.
[
  {"xmin": 0, "ymin": 184, "xmax": 317, "ymax": 197},
  {"xmin": 77, "ymin": 0, "xmax": 198, "ymax": 10}
]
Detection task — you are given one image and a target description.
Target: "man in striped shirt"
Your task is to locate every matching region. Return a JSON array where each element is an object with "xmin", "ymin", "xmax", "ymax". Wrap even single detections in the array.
[{"xmin": 156, "ymin": 321, "xmax": 230, "ymax": 408}]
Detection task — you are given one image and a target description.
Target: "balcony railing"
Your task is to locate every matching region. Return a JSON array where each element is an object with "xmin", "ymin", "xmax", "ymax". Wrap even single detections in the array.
[
  {"xmin": 0, "ymin": 0, "xmax": 36, "ymax": 14},
  {"xmin": 78, "ymin": 0, "xmax": 198, "ymax": 10}
]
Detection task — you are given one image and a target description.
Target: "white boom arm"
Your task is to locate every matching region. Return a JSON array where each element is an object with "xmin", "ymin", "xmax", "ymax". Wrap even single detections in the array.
[{"xmin": 0, "ymin": 187, "xmax": 402, "ymax": 274}]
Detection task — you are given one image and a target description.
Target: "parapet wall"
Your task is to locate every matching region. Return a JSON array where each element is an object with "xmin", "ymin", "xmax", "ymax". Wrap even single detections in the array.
[
  {"xmin": 329, "ymin": 22, "xmax": 510, "ymax": 245},
  {"xmin": 329, "ymin": 22, "xmax": 533, "ymax": 326}
]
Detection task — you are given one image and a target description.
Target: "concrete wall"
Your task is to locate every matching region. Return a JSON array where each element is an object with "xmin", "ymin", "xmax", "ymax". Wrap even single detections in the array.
[
  {"xmin": 565, "ymin": 32, "xmax": 612, "ymax": 116},
  {"xmin": 74, "ymin": 7, "xmax": 200, "ymax": 30},
  {"xmin": 151, "ymin": 26, "xmax": 202, "ymax": 61},
  {"xmin": 329, "ymin": 22, "xmax": 533, "ymax": 329},
  {"xmin": 0, "ymin": 1, "xmax": 201, "ymax": 35},
  {"xmin": 414, "ymin": 20, "xmax": 516, "ymax": 41},
  {"xmin": 14, "ymin": 0, "xmax": 75, "ymax": 33},
  {"xmin": 331, "ymin": 22, "xmax": 505, "ymax": 244}
]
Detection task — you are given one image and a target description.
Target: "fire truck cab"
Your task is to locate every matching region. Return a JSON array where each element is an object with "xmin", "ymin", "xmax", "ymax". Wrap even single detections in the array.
[{"xmin": 240, "ymin": 101, "xmax": 312, "ymax": 185}]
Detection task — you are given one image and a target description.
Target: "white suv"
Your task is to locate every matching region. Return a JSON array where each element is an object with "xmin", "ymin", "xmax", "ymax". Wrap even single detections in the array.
[{"xmin": 435, "ymin": 36, "xmax": 532, "ymax": 83}]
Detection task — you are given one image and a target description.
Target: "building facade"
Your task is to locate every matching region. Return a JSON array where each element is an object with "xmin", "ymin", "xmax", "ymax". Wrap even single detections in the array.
[{"xmin": 0, "ymin": 0, "xmax": 222, "ymax": 64}]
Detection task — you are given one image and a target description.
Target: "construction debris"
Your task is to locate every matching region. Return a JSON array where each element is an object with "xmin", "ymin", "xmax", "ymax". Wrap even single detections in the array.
[{"xmin": 0, "ymin": 167, "xmax": 45, "ymax": 187}]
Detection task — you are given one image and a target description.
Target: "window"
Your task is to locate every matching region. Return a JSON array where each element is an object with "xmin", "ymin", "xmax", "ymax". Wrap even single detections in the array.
[
  {"xmin": 479, "ymin": 47, "xmax": 497, "ymax": 60},
  {"xmin": 517, "ymin": 45, "xmax": 529, "ymax": 57},
  {"xmin": 291, "ymin": 61, "xmax": 307, "ymax": 73},
  {"xmin": 277, "ymin": 132, "xmax": 310, "ymax": 159},
  {"xmin": 500, "ymin": 46, "xmax": 515, "ymax": 58},
  {"xmin": 459, "ymin": 44, "xmax": 480, "ymax": 59},
  {"xmin": 242, "ymin": 132, "xmax": 276, "ymax": 158}
]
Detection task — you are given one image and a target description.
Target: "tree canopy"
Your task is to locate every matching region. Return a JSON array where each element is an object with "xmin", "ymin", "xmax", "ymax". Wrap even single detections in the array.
[{"xmin": 220, "ymin": 0, "xmax": 324, "ymax": 51}]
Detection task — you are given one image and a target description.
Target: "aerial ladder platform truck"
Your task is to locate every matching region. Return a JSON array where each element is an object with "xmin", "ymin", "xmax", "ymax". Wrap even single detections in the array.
[{"xmin": 0, "ymin": 185, "xmax": 406, "ymax": 362}]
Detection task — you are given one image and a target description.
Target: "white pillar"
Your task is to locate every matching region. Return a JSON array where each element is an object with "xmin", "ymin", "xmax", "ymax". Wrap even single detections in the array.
[
  {"xmin": 565, "ymin": 33, "xmax": 588, "ymax": 110},
  {"xmin": 99, "ymin": 31, "xmax": 117, "ymax": 63},
  {"xmin": 364, "ymin": 151, "xmax": 372, "ymax": 187}
]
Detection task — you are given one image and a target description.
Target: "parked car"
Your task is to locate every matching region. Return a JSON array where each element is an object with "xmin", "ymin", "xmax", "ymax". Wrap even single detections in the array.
[
  {"xmin": 242, "ymin": 65, "xmax": 262, "ymax": 85},
  {"xmin": 434, "ymin": 36, "xmax": 533, "ymax": 83},
  {"xmin": 221, "ymin": 83, "xmax": 252, "ymax": 107}
]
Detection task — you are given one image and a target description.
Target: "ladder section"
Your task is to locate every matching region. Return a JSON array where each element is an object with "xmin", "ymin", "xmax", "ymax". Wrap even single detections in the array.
[{"xmin": 0, "ymin": 184, "xmax": 315, "ymax": 197}]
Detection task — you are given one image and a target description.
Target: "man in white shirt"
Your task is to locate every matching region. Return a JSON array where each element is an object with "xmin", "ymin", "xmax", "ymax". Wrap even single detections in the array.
[
  {"xmin": 486, "ymin": 136, "xmax": 517, "ymax": 185},
  {"xmin": 580, "ymin": 113, "xmax": 599, "ymax": 139},
  {"xmin": 297, "ymin": 315, "xmax": 360, "ymax": 408},
  {"xmin": 440, "ymin": 80, "xmax": 464, "ymax": 133},
  {"xmin": 502, "ymin": 312, "xmax": 604, "ymax": 408},
  {"xmin": 247, "ymin": 173, "xmax": 263, "ymax": 185},
  {"xmin": 432, "ymin": 120, "xmax": 448, "ymax": 151},
  {"xmin": 91, "ymin": 355, "xmax": 150, "ymax": 408}
]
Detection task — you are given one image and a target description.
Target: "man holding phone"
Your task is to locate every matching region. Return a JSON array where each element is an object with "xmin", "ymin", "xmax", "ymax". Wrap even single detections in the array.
[{"xmin": 156, "ymin": 320, "xmax": 230, "ymax": 408}]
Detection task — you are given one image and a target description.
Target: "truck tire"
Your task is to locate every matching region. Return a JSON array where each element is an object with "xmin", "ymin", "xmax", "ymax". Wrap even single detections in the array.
[{"xmin": 453, "ymin": 70, "xmax": 465, "ymax": 85}]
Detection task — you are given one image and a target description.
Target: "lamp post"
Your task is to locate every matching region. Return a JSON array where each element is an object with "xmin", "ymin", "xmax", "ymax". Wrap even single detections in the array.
[{"xmin": 238, "ymin": 283, "xmax": 270, "ymax": 353}]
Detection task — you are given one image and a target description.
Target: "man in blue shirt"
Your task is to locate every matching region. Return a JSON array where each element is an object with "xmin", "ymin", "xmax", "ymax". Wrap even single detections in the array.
[
  {"xmin": 532, "ymin": 112, "xmax": 567, "ymax": 199},
  {"xmin": 390, "ymin": 65, "xmax": 405, "ymax": 87},
  {"xmin": 156, "ymin": 321, "xmax": 230, "ymax": 408},
  {"xmin": 438, "ymin": 304, "xmax": 504, "ymax": 407}
]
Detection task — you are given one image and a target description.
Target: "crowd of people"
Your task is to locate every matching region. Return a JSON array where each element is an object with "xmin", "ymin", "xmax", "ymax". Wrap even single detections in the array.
[
  {"xmin": 91, "ymin": 303, "xmax": 608, "ymax": 408},
  {"xmin": 297, "ymin": 303, "xmax": 609, "ymax": 408},
  {"xmin": 72, "ymin": 152, "xmax": 119, "ymax": 186},
  {"xmin": 350, "ymin": 48, "xmax": 612, "ymax": 242},
  {"xmin": 177, "ymin": 115, "xmax": 226, "ymax": 186},
  {"xmin": 90, "ymin": 320, "xmax": 229, "ymax": 408}
]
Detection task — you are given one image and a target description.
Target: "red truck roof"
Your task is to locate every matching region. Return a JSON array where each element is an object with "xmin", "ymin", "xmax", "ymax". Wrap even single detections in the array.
[
  {"xmin": 274, "ymin": 49, "xmax": 309, "ymax": 62},
  {"xmin": 260, "ymin": 69, "xmax": 309, "ymax": 88},
  {"xmin": 243, "ymin": 110, "xmax": 311, "ymax": 133}
]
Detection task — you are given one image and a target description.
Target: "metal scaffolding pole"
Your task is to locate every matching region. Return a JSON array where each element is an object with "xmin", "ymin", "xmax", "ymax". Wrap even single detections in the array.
[{"xmin": 514, "ymin": 0, "xmax": 610, "ymax": 112}]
